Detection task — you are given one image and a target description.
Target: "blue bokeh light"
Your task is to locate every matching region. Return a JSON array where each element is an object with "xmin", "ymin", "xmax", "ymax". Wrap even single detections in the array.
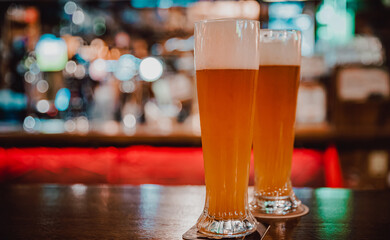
[
  {"xmin": 0, "ymin": 89, "xmax": 27, "ymax": 111},
  {"xmin": 54, "ymin": 88, "xmax": 71, "ymax": 111},
  {"xmin": 114, "ymin": 54, "xmax": 140, "ymax": 81}
]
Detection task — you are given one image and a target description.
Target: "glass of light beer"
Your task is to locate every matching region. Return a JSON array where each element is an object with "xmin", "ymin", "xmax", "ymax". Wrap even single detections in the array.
[
  {"xmin": 250, "ymin": 30, "xmax": 308, "ymax": 217},
  {"xmin": 194, "ymin": 19, "xmax": 260, "ymax": 237}
]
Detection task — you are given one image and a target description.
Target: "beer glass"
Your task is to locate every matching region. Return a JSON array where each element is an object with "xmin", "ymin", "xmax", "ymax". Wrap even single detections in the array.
[
  {"xmin": 194, "ymin": 19, "xmax": 260, "ymax": 237},
  {"xmin": 250, "ymin": 30, "xmax": 308, "ymax": 217}
]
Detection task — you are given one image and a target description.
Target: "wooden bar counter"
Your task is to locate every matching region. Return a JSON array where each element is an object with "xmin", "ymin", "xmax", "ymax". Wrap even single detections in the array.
[{"xmin": 0, "ymin": 185, "xmax": 389, "ymax": 239}]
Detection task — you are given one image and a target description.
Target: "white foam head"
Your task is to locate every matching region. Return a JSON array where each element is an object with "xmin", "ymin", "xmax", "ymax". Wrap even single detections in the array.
[
  {"xmin": 259, "ymin": 30, "xmax": 301, "ymax": 66},
  {"xmin": 194, "ymin": 19, "xmax": 260, "ymax": 70}
]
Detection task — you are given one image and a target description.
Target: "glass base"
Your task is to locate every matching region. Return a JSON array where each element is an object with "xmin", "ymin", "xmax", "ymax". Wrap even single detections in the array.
[
  {"xmin": 196, "ymin": 211, "xmax": 258, "ymax": 238},
  {"xmin": 250, "ymin": 191, "xmax": 308, "ymax": 218}
]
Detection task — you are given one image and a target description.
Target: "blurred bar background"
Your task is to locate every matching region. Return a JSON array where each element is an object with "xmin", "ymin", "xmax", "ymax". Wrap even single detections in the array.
[{"xmin": 0, "ymin": 0, "xmax": 389, "ymax": 189}]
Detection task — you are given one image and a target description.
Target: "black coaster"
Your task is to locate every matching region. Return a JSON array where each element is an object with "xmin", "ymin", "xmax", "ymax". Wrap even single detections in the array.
[{"xmin": 182, "ymin": 223, "xmax": 270, "ymax": 240}]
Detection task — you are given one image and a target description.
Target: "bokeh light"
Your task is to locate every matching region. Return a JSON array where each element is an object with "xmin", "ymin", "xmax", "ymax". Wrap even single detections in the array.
[
  {"xmin": 123, "ymin": 113, "xmax": 136, "ymax": 128},
  {"xmin": 36, "ymin": 80, "xmax": 49, "ymax": 93},
  {"xmin": 64, "ymin": 119, "xmax": 76, "ymax": 132},
  {"xmin": 76, "ymin": 116, "xmax": 89, "ymax": 133},
  {"xmin": 139, "ymin": 57, "xmax": 163, "ymax": 82},
  {"xmin": 94, "ymin": 23, "xmax": 106, "ymax": 36},
  {"xmin": 64, "ymin": 1, "xmax": 77, "ymax": 15},
  {"xmin": 0, "ymin": 89, "xmax": 27, "ymax": 111},
  {"xmin": 316, "ymin": 5, "xmax": 335, "ymax": 25},
  {"xmin": 24, "ymin": 71, "xmax": 37, "ymax": 83},
  {"xmin": 165, "ymin": 36, "xmax": 194, "ymax": 52},
  {"xmin": 23, "ymin": 116, "xmax": 40, "ymax": 132},
  {"xmin": 65, "ymin": 60, "xmax": 77, "ymax": 74},
  {"xmin": 120, "ymin": 81, "xmax": 136, "ymax": 93},
  {"xmin": 29, "ymin": 63, "xmax": 40, "ymax": 75},
  {"xmin": 24, "ymin": 57, "xmax": 35, "ymax": 69},
  {"xmin": 89, "ymin": 58, "xmax": 107, "ymax": 81},
  {"xmin": 110, "ymin": 48, "xmax": 121, "ymax": 60},
  {"xmin": 115, "ymin": 32, "xmax": 131, "ymax": 48},
  {"xmin": 105, "ymin": 60, "xmax": 116, "ymax": 72},
  {"xmin": 71, "ymin": 97, "xmax": 83, "ymax": 109},
  {"xmin": 35, "ymin": 34, "xmax": 68, "ymax": 72},
  {"xmin": 74, "ymin": 65, "xmax": 86, "ymax": 79},
  {"xmin": 24, "ymin": 7, "xmax": 39, "ymax": 24},
  {"xmin": 93, "ymin": 17, "xmax": 106, "ymax": 36},
  {"xmin": 72, "ymin": 10, "xmax": 85, "ymax": 25},
  {"xmin": 23, "ymin": 116, "xmax": 35, "ymax": 129},
  {"xmin": 63, "ymin": 35, "xmax": 83, "ymax": 59},
  {"xmin": 295, "ymin": 14, "xmax": 312, "ymax": 31},
  {"xmin": 55, "ymin": 88, "xmax": 71, "ymax": 111},
  {"xmin": 36, "ymin": 99, "xmax": 50, "ymax": 113},
  {"xmin": 114, "ymin": 54, "xmax": 138, "ymax": 81}
]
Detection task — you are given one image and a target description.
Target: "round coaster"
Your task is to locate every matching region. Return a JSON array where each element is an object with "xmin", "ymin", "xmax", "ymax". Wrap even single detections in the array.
[{"xmin": 252, "ymin": 204, "xmax": 309, "ymax": 219}]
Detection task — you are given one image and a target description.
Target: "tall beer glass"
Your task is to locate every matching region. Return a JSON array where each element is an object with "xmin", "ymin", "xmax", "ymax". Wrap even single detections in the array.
[
  {"xmin": 194, "ymin": 19, "xmax": 259, "ymax": 237},
  {"xmin": 251, "ymin": 30, "xmax": 307, "ymax": 217}
]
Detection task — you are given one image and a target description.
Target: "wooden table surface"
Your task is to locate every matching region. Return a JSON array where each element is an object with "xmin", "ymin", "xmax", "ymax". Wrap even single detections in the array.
[{"xmin": 0, "ymin": 185, "xmax": 389, "ymax": 240}]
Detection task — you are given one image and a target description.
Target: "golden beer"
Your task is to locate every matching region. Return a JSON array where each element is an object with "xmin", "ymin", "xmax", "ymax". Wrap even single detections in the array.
[
  {"xmin": 192, "ymin": 19, "xmax": 260, "ymax": 237},
  {"xmin": 197, "ymin": 69, "xmax": 257, "ymax": 219},
  {"xmin": 250, "ymin": 30, "xmax": 306, "ymax": 217},
  {"xmin": 253, "ymin": 65, "xmax": 300, "ymax": 197}
]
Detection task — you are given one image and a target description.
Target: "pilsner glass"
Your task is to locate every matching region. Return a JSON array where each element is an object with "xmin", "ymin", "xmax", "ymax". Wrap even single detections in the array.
[
  {"xmin": 250, "ymin": 30, "xmax": 308, "ymax": 217},
  {"xmin": 194, "ymin": 19, "xmax": 260, "ymax": 237}
]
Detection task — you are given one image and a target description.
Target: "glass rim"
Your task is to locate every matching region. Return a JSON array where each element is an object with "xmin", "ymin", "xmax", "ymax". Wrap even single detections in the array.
[{"xmin": 195, "ymin": 18, "xmax": 260, "ymax": 25}]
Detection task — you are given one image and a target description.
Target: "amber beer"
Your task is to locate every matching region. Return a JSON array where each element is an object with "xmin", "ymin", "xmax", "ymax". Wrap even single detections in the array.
[
  {"xmin": 193, "ymin": 19, "xmax": 259, "ymax": 237},
  {"xmin": 253, "ymin": 65, "xmax": 300, "ymax": 197},
  {"xmin": 197, "ymin": 69, "xmax": 256, "ymax": 218},
  {"xmin": 251, "ymin": 30, "xmax": 304, "ymax": 216}
]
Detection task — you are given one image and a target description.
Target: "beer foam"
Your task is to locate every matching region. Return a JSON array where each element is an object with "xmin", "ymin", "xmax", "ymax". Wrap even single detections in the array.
[
  {"xmin": 195, "ymin": 19, "xmax": 260, "ymax": 70},
  {"xmin": 259, "ymin": 30, "xmax": 301, "ymax": 66}
]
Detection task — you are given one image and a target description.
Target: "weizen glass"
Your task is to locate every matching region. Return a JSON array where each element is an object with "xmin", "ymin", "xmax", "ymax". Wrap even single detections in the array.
[
  {"xmin": 194, "ymin": 19, "xmax": 260, "ymax": 237},
  {"xmin": 250, "ymin": 30, "xmax": 309, "ymax": 218}
]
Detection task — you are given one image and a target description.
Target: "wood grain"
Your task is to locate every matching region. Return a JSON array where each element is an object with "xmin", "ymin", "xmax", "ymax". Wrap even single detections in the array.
[{"xmin": 0, "ymin": 185, "xmax": 389, "ymax": 240}]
